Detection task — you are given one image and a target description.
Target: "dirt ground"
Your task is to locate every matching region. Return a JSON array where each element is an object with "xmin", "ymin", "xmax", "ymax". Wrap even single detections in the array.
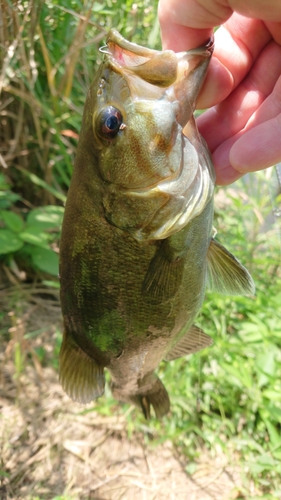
[{"xmin": 0, "ymin": 281, "xmax": 257, "ymax": 500}]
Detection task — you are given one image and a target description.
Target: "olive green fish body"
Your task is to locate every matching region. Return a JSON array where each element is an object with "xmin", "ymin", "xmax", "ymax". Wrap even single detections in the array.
[{"xmin": 59, "ymin": 31, "xmax": 254, "ymax": 418}]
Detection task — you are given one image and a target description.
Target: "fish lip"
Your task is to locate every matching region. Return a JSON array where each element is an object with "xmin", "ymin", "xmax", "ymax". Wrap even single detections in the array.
[
  {"xmin": 100, "ymin": 29, "xmax": 214, "ymax": 70},
  {"xmin": 100, "ymin": 29, "xmax": 161, "ymax": 75},
  {"xmin": 173, "ymin": 35, "xmax": 214, "ymax": 64},
  {"xmin": 105, "ymin": 28, "xmax": 159, "ymax": 58}
]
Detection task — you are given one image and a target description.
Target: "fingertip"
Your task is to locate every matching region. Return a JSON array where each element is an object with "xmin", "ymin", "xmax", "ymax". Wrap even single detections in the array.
[
  {"xmin": 229, "ymin": 119, "xmax": 281, "ymax": 173},
  {"xmin": 196, "ymin": 57, "xmax": 234, "ymax": 109},
  {"xmin": 211, "ymin": 142, "xmax": 245, "ymax": 185},
  {"xmin": 160, "ymin": 24, "xmax": 212, "ymax": 52},
  {"xmin": 158, "ymin": 0, "xmax": 213, "ymax": 51},
  {"xmin": 214, "ymin": 163, "xmax": 244, "ymax": 186}
]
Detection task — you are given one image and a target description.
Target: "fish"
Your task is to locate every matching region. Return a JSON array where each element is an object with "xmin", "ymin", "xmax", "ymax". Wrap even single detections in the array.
[{"xmin": 59, "ymin": 29, "xmax": 255, "ymax": 419}]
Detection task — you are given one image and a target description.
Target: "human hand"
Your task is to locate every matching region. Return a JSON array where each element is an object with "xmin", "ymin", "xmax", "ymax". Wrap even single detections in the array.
[{"xmin": 158, "ymin": 0, "xmax": 281, "ymax": 185}]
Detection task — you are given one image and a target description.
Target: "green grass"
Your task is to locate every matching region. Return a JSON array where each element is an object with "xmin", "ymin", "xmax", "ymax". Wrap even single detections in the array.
[{"xmin": 1, "ymin": 1, "xmax": 281, "ymax": 497}]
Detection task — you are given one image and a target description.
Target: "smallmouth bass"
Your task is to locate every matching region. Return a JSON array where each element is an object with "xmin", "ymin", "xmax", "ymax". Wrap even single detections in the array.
[{"xmin": 59, "ymin": 30, "xmax": 254, "ymax": 419}]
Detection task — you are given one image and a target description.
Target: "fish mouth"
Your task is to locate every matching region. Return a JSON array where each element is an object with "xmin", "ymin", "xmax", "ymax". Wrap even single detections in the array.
[
  {"xmin": 101, "ymin": 29, "xmax": 159, "ymax": 62},
  {"xmin": 100, "ymin": 29, "xmax": 214, "ymax": 89}
]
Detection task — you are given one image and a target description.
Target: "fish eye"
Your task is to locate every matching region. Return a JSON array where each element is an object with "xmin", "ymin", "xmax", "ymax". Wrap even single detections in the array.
[{"xmin": 98, "ymin": 106, "xmax": 123, "ymax": 139}]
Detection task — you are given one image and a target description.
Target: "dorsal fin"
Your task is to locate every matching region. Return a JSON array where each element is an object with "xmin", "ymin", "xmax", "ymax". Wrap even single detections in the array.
[
  {"xmin": 165, "ymin": 325, "xmax": 213, "ymax": 361},
  {"xmin": 206, "ymin": 238, "xmax": 255, "ymax": 296}
]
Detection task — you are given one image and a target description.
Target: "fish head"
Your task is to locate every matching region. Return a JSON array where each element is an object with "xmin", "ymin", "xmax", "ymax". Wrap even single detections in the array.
[{"xmin": 79, "ymin": 30, "xmax": 215, "ymax": 240}]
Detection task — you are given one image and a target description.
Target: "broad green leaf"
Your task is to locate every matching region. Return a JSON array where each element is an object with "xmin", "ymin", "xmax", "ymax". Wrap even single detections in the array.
[
  {"xmin": 18, "ymin": 168, "xmax": 67, "ymax": 202},
  {"xmin": 0, "ymin": 229, "xmax": 24, "ymax": 254},
  {"xmin": 0, "ymin": 191, "xmax": 21, "ymax": 209},
  {"xmin": 247, "ymin": 314, "xmax": 271, "ymax": 336},
  {"xmin": 246, "ymin": 462, "xmax": 268, "ymax": 474},
  {"xmin": 239, "ymin": 322, "xmax": 264, "ymax": 343},
  {"xmin": 0, "ymin": 210, "xmax": 24, "ymax": 232},
  {"xmin": 272, "ymin": 450, "xmax": 281, "ymax": 461},
  {"xmin": 31, "ymin": 247, "xmax": 59, "ymax": 275},
  {"xmin": 0, "ymin": 173, "xmax": 10, "ymax": 190},
  {"xmin": 19, "ymin": 226, "xmax": 52, "ymax": 248},
  {"xmin": 262, "ymin": 418, "xmax": 281, "ymax": 448},
  {"xmin": 263, "ymin": 389, "xmax": 281, "ymax": 401},
  {"xmin": 256, "ymin": 454, "xmax": 276, "ymax": 467},
  {"xmin": 261, "ymin": 404, "xmax": 281, "ymax": 424},
  {"xmin": 42, "ymin": 280, "xmax": 60, "ymax": 288},
  {"xmin": 220, "ymin": 362, "xmax": 253, "ymax": 389},
  {"xmin": 26, "ymin": 205, "xmax": 64, "ymax": 230},
  {"xmin": 257, "ymin": 349, "xmax": 276, "ymax": 387}
]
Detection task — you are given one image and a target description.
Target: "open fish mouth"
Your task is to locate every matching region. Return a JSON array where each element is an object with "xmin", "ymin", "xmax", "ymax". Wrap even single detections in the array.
[{"xmin": 99, "ymin": 29, "xmax": 214, "ymax": 90}]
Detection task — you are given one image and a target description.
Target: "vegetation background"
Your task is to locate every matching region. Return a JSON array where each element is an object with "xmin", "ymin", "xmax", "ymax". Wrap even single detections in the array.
[{"xmin": 1, "ymin": 1, "xmax": 281, "ymax": 498}]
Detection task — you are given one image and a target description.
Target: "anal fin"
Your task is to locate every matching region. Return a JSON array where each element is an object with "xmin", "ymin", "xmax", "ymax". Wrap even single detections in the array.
[
  {"xmin": 207, "ymin": 238, "xmax": 255, "ymax": 296},
  {"xmin": 165, "ymin": 325, "xmax": 213, "ymax": 361},
  {"xmin": 59, "ymin": 331, "xmax": 105, "ymax": 403}
]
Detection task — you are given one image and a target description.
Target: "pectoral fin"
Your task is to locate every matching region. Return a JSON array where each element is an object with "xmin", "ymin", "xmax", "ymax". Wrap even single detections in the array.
[
  {"xmin": 142, "ymin": 241, "xmax": 185, "ymax": 304},
  {"xmin": 165, "ymin": 325, "xmax": 213, "ymax": 361},
  {"xmin": 59, "ymin": 331, "xmax": 105, "ymax": 403},
  {"xmin": 206, "ymin": 238, "xmax": 255, "ymax": 296}
]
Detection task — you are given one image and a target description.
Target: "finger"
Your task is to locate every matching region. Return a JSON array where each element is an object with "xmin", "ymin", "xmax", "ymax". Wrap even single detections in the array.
[
  {"xmin": 197, "ymin": 41, "xmax": 281, "ymax": 150},
  {"xmin": 212, "ymin": 76, "xmax": 281, "ymax": 183},
  {"xmin": 213, "ymin": 165, "xmax": 244, "ymax": 186},
  {"xmin": 159, "ymin": 0, "xmax": 281, "ymax": 51},
  {"xmin": 160, "ymin": 13, "xmax": 272, "ymax": 110},
  {"xmin": 230, "ymin": 114, "xmax": 281, "ymax": 173},
  {"xmin": 214, "ymin": 113, "xmax": 281, "ymax": 185},
  {"xmin": 159, "ymin": 0, "xmax": 274, "ymax": 109},
  {"xmin": 197, "ymin": 15, "xmax": 272, "ymax": 109},
  {"xmin": 265, "ymin": 21, "xmax": 281, "ymax": 44},
  {"xmin": 230, "ymin": 0, "xmax": 281, "ymax": 22},
  {"xmin": 158, "ymin": 0, "xmax": 231, "ymax": 51}
]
